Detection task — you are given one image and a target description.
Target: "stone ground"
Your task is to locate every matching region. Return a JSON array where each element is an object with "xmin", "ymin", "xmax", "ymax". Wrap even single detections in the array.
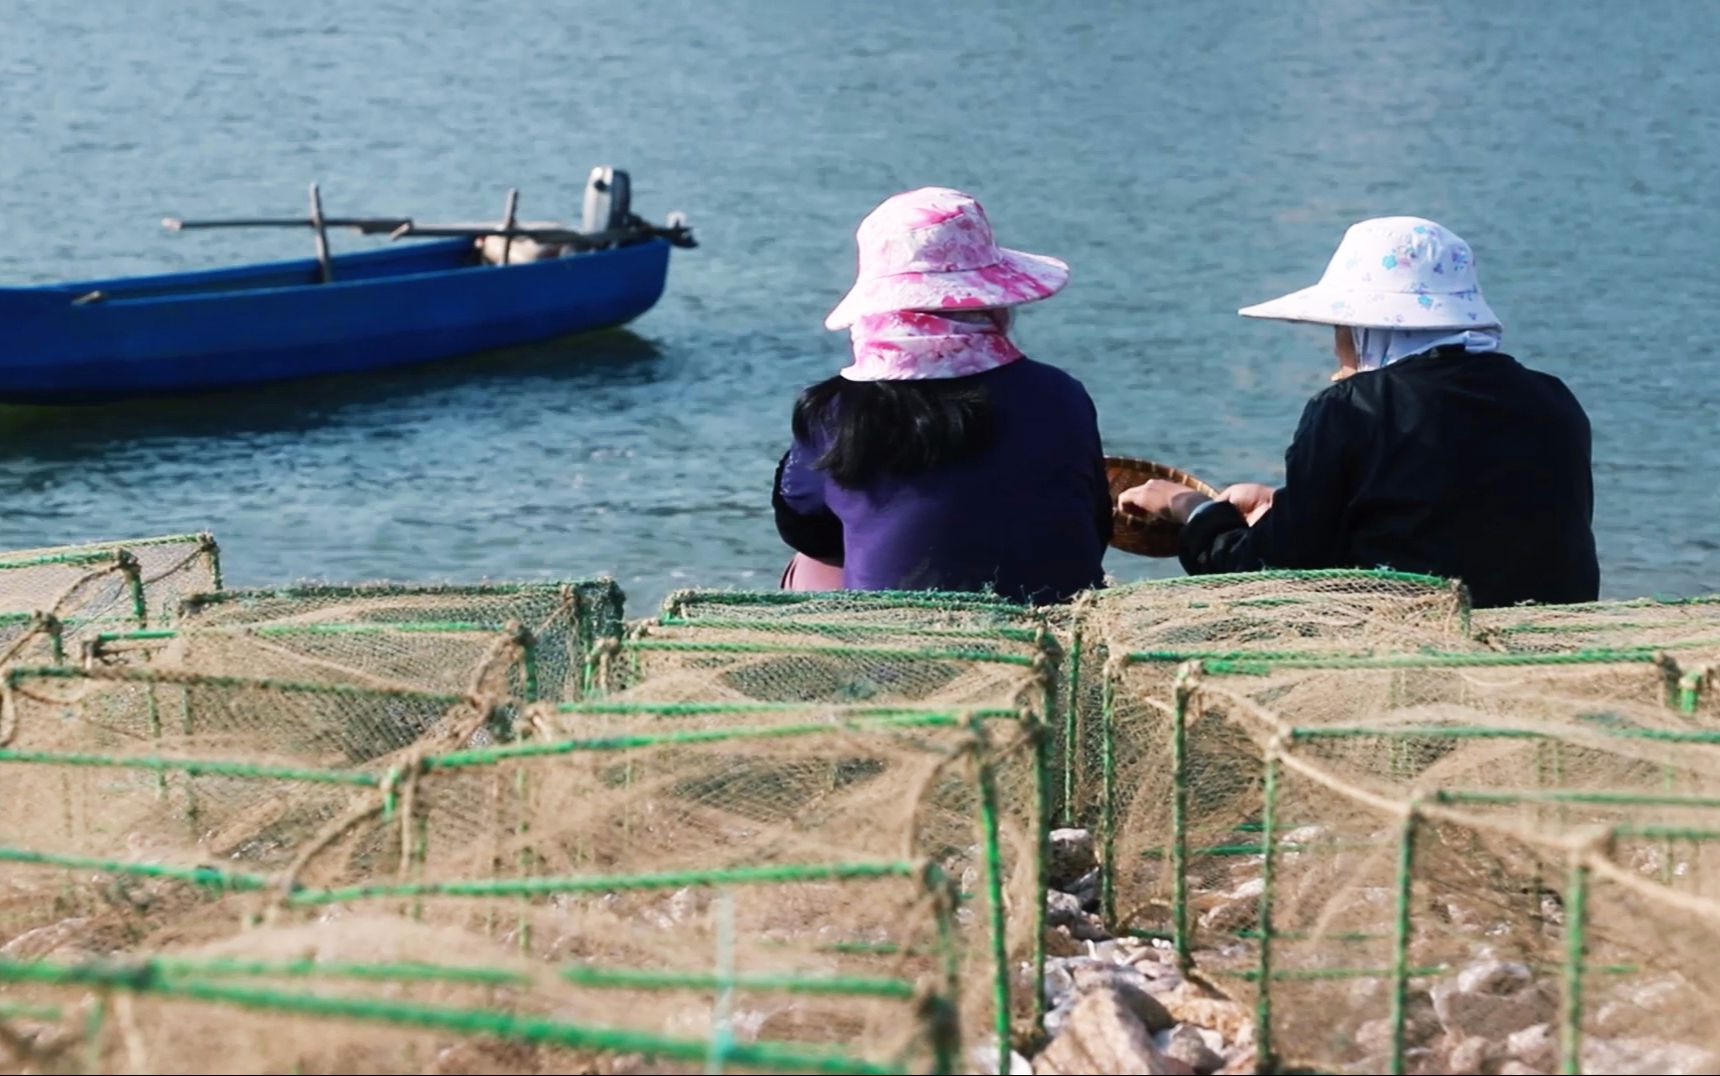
[{"xmin": 1005, "ymin": 829, "xmax": 1718, "ymax": 1076}]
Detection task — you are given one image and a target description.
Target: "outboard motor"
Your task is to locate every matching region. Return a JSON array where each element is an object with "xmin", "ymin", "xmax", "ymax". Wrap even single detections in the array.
[{"xmin": 581, "ymin": 167, "xmax": 632, "ymax": 236}]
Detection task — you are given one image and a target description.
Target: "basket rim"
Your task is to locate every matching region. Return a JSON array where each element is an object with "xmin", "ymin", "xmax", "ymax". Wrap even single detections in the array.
[{"xmin": 1104, "ymin": 455, "xmax": 1220, "ymax": 498}]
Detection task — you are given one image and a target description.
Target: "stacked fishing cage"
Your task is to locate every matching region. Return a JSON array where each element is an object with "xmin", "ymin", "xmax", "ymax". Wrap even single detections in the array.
[
  {"xmin": 1073, "ymin": 571, "xmax": 1720, "ymax": 1074},
  {"xmin": 0, "ymin": 551, "xmax": 1058, "ymax": 1075},
  {"xmin": 4, "ymin": 541, "xmax": 1719, "ymax": 1076}
]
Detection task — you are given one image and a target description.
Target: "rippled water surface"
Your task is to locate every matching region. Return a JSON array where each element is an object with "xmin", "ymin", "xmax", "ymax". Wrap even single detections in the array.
[{"xmin": 2, "ymin": 0, "xmax": 1715, "ymax": 609}]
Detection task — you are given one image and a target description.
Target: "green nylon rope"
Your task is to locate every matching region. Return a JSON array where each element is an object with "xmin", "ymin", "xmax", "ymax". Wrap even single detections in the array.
[
  {"xmin": 0, "ymin": 846, "xmax": 918, "ymax": 908},
  {"xmin": 421, "ymin": 712, "xmax": 966, "ymax": 772},
  {"xmin": 4, "ymin": 664, "xmax": 466, "ymax": 703},
  {"xmin": 0, "ymin": 959, "xmax": 904, "ymax": 1076},
  {"xmin": 618, "ymin": 638, "xmax": 1038, "ymax": 666},
  {"xmin": 0, "ymin": 749, "xmax": 378, "ymax": 786},
  {"xmin": 143, "ymin": 956, "xmax": 918, "ymax": 999}
]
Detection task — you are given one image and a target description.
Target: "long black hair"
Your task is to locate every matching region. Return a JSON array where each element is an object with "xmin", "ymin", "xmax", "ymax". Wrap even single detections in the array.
[{"xmin": 792, "ymin": 375, "xmax": 996, "ymax": 488}]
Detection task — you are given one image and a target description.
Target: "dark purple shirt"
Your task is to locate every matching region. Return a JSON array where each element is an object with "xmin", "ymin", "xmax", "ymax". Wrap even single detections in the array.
[{"xmin": 774, "ymin": 358, "xmax": 1109, "ymax": 604}]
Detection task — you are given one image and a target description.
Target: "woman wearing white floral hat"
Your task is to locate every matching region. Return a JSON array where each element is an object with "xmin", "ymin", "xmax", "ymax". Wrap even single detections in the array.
[
  {"xmin": 1118, "ymin": 216, "xmax": 1598, "ymax": 608},
  {"xmin": 772, "ymin": 186, "xmax": 1110, "ymax": 603}
]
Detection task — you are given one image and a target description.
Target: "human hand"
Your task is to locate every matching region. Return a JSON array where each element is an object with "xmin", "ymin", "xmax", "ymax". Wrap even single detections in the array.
[
  {"xmin": 1117, "ymin": 480, "xmax": 1211, "ymax": 525},
  {"xmin": 1218, "ymin": 483, "xmax": 1276, "ymax": 525}
]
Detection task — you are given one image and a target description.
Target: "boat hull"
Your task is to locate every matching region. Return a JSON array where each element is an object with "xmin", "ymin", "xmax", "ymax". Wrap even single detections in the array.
[{"xmin": 0, "ymin": 238, "xmax": 671, "ymax": 403}]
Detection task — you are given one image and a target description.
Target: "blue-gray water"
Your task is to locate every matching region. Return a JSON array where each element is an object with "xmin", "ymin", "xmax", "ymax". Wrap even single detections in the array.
[{"xmin": 2, "ymin": 1, "xmax": 1715, "ymax": 611}]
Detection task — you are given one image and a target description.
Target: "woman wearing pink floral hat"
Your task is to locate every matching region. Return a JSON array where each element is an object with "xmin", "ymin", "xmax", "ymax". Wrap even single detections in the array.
[
  {"xmin": 1119, "ymin": 217, "xmax": 1599, "ymax": 608},
  {"xmin": 772, "ymin": 187, "xmax": 1109, "ymax": 603}
]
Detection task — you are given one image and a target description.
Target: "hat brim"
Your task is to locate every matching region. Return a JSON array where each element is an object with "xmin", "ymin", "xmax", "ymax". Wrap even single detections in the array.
[
  {"xmin": 825, "ymin": 248, "xmax": 1068, "ymax": 331},
  {"xmin": 1239, "ymin": 283, "xmax": 1502, "ymax": 331}
]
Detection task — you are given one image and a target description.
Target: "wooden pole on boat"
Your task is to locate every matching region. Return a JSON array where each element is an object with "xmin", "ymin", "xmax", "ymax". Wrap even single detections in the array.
[
  {"xmin": 499, "ymin": 189, "xmax": 519, "ymax": 266},
  {"xmin": 307, "ymin": 183, "xmax": 333, "ymax": 284},
  {"xmin": 164, "ymin": 215, "xmax": 413, "ymax": 233}
]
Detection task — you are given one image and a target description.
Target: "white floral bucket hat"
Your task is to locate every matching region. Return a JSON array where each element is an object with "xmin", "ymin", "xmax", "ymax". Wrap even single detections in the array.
[
  {"xmin": 1239, "ymin": 217, "xmax": 1502, "ymax": 331},
  {"xmin": 825, "ymin": 187, "xmax": 1069, "ymax": 331}
]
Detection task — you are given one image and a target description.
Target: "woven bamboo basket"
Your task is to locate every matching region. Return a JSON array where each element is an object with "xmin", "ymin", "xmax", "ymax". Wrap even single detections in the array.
[{"xmin": 1105, "ymin": 456, "xmax": 1221, "ymax": 558}]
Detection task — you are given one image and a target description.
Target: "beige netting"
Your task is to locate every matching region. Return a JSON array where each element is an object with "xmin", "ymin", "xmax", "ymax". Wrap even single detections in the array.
[
  {"xmin": 1475, "ymin": 596, "xmax": 1720, "ymax": 654},
  {"xmin": 1, "ymin": 912, "xmax": 947, "ymax": 1075},
  {"xmin": 1092, "ymin": 648, "xmax": 1720, "ymax": 1073},
  {"xmin": 0, "ymin": 667, "xmax": 1041, "ymax": 1072},
  {"xmin": 0, "ymin": 534, "xmax": 220, "ymax": 668},
  {"xmin": 9, "ymin": 563, "xmax": 1720, "ymax": 1076},
  {"xmin": 171, "ymin": 581, "xmax": 624, "ymax": 702},
  {"xmin": 594, "ymin": 630, "xmax": 1052, "ymax": 717},
  {"xmin": 86, "ymin": 621, "xmax": 548, "ymax": 702}
]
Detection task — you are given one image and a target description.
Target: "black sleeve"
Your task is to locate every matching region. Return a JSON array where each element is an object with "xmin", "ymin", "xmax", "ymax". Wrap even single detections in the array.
[
  {"xmin": 772, "ymin": 451, "xmax": 844, "ymax": 562},
  {"xmin": 1094, "ymin": 452, "xmax": 1115, "ymax": 548},
  {"xmin": 1179, "ymin": 390, "xmax": 1357, "ymax": 574}
]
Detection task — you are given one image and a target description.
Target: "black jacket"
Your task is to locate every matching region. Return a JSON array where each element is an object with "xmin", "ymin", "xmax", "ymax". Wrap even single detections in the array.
[{"xmin": 1179, "ymin": 350, "xmax": 1599, "ymax": 608}]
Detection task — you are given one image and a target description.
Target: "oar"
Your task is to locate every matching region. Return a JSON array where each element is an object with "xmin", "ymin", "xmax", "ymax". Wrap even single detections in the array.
[
  {"xmin": 388, "ymin": 219, "xmax": 697, "ymax": 250},
  {"xmin": 162, "ymin": 215, "xmax": 414, "ymax": 233}
]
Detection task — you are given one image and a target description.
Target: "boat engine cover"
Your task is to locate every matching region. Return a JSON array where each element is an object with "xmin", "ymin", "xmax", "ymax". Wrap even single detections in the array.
[{"xmin": 581, "ymin": 167, "xmax": 632, "ymax": 235}]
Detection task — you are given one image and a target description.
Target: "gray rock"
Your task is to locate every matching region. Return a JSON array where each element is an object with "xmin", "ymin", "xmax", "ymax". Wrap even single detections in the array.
[
  {"xmin": 1043, "ymin": 995, "xmax": 1077, "ymax": 1041},
  {"xmin": 1033, "ymin": 985, "xmax": 1195, "ymax": 1076},
  {"xmin": 1197, "ymin": 878, "xmax": 1265, "ymax": 935},
  {"xmin": 1448, "ymin": 1034, "xmax": 1497, "ymax": 1073},
  {"xmin": 1353, "ymin": 991, "xmax": 1440, "ymax": 1053},
  {"xmin": 1049, "ymin": 828, "xmax": 1098, "ymax": 889},
  {"xmin": 1066, "ymin": 867, "xmax": 1101, "ymax": 910},
  {"xmin": 1498, "ymin": 1063, "xmax": 1549, "ymax": 1076},
  {"xmin": 1431, "ymin": 959, "xmax": 1554, "ymax": 1040},
  {"xmin": 1506, "ymin": 1022, "xmax": 1557, "ymax": 1072},
  {"xmin": 1046, "ymin": 890, "xmax": 1084, "ymax": 928},
  {"xmin": 1154, "ymin": 1023, "xmax": 1225, "ymax": 1075},
  {"xmin": 1068, "ymin": 963, "xmax": 1176, "ymax": 1032},
  {"xmin": 1042, "ymin": 957, "xmax": 1083, "ymax": 1011},
  {"xmin": 1045, "ymin": 891, "xmax": 1110, "ymax": 939},
  {"xmin": 1457, "ymin": 959, "xmax": 1534, "ymax": 996}
]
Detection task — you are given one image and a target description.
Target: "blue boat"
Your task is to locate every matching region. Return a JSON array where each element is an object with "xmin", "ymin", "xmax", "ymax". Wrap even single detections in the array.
[{"xmin": 0, "ymin": 169, "xmax": 693, "ymax": 404}]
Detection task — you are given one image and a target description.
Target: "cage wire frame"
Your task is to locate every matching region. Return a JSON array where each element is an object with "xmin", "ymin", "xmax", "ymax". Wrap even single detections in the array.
[
  {"xmin": 12, "ymin": 569, "xmax": 1720, "ymax": 1074},
  {"xmin": 1475, "ymin": 595, "xmax": 1720, "ymax": 654},
  {"xmin": 650, "ymin": 589, "xmax": 1061, "ymax": 748},
  {"xmin": 1119, "ymin": 649, "xmax": 1720, "ymax": 1076},
  {"xmin": 81, "ymin": 620, "xmax": 553, "ymax": 703},
  {"xmin": 642, "ymin": 591, "xmax": 1073, "ymax": 828},
  {"xmin": 0, "ymin": 886, "xmax": 963, "ymax": 1076},
  {"xmin": 587, "ymin": 628, "xmax": 1056, "ymax": 1017},
  {"xmin": 175, "ymin": 579, "xmax": 625, "ymax": 697},
  {"xmin": 545, "ymin": 697, "xmax": 1052, "ymax": 1068},
  {"xmin": 0, "ymin": 534, "xmax": 223, "ymax": 661},
  {"xmin": 0, "ymin": 701, "xmax": 1040, "ymax": 1074},
  {"xmin": 1059, "ymin": 568, "xmax": 1479, "ymax": 841}
]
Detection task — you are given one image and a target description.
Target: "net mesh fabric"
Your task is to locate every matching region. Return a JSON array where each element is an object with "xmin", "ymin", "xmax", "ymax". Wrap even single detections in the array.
[
  {"xmin": 90, "ymin": 621, "xmax": 548, "ymax": 701},
  {"xmin": 172, "ymin": 581, "xmax": 624, "ymax": 702},
  {"xmin": 596, "ymin": 630, "xmax": 1052, "ymax": 716},
  {"xmin": 0, "ymin": 534, "xmax": 220, "ymax": 666},
  {"xmin": 3, "ymin": 914, "xmax": 944, "ymax": 1075},
  {"xmin": 1096, "ymin": 648, "xmax": 1720, "ymax": 1073},
  {"xmin": 0, "ymin": 673, "xmax": 1037, "ymax": 1071},
  {"xmin": 1062, "ymin": 570, "xmax": 1478, "ymax": 832},
  {"xmin": 1475, "ymin": 596, "xmax": 1720, "ymax": 654},
  {"xmin": 8, "ymin": 561, "xmax": 1720, "ymax": 1075}
]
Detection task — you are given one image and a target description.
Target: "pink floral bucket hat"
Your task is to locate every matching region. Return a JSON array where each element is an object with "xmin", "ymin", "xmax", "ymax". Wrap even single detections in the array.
[
  {"xmin": 824, "ymin": 187, "xmax": 1069, "ymax": 331},
  {"xmin": 1239, "ymin": 216, "xmax": 1502, "ymax": 331}
]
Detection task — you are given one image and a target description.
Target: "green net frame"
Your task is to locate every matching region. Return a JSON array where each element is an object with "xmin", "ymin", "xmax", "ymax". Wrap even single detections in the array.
[
  {"xmin": 1096, "ymin": 648, "xmax": 1720, "ymax": 1075},
  {"xmin": 0, "ymin": 664, "xmax": 1041, "ymax": 1073}
]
